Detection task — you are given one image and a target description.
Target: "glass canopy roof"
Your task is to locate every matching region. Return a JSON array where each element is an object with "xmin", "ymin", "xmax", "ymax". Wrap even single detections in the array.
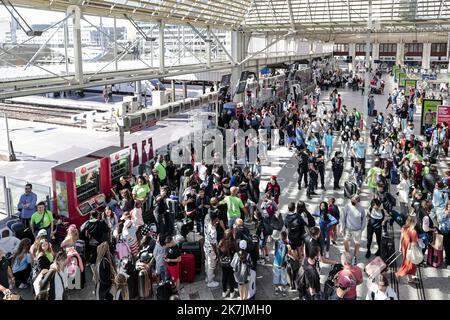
[{"xmin": 9, "ymin": 0, "xmax": 450, "ymax": 34}]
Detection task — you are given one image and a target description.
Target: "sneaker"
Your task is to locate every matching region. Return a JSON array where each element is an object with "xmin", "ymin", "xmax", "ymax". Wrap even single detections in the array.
[
  {"xmin": 352, "ymin": 256, "xmax": 357, "ymax": 265},
  {"xmin": 265, "ymin": 256, "xmax": 270, "ymax": 263},
  {"xmin": 230, "ymin": 291, "xmax": 237, "ymax": 299},
  {"xmin": 331, "ymin": 240, "xmax": 337, "ymax": 245},
  {"xmin": 274, "ymin": 288, "xmax": 280, "ymax": 296},
  {"xmin": 365, "ymin": 250, "xmax": 371, "ymax": 259},
  {"xmin": 281, "ymin": 289, "xmax": 287, "ymax": 297},
  {"xmin": 18, "ymin": 283, "xmax": 28, "ymax": 289},
  {"xmin": 207, "ymin": 281, "xmax": 220, "ymax": 288},
  {"xmin": 222, "ymin": 290, "xmax": 230, "ymax": 298},
  {"xmin": 374, "ymin": 250, "xmax": 380, "ymax": 257}
]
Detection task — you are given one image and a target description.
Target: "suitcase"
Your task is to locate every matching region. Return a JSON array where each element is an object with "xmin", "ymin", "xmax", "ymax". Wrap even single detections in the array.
[
  {"xmin": 127, "ymin": 269, "xmax": 139, "ymax": 300},
  {"xmin": 344, "ymin": 181, "xmax": 357, "ymax": 199},
  {"xmin": 365, "ymin": 251, "xmax": 401, "ymax": 280},
  {"xmin": 138, "ymin": 269, "xmax": 152, "ymax": 299},
  {"xmin": 427, "ymin": 245, "xmax": 443, "ymax": 268},
  {"xmin": 380, "ymin": 233, "xmax": 396, "ymax": 262},
  {"xmin": 180, "ymin": 253, "xmax": 196, "ymax": 283},
  {"xmin": 181, "ymin": 241, "xmax": 202, "ymax": 274}
]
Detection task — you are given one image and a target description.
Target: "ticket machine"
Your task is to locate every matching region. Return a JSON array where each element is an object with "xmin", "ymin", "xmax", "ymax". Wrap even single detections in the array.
[
  {"xmin": 88, "ymin": 146, "xmax": 131, "ymax": 197},
  {"xmin": 52, "ymin": 157, "xmax": 105, "ymax": 228}
]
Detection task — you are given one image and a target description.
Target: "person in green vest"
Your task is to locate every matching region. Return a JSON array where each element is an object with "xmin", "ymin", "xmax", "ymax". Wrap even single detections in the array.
[
  {"xmin": 365, "ymin": 160, "xmax": 383, "ymax": 196},
  {"xmin": 154, "ymin": 154, "xmax": 167, "ymax": 185},
  {"xmin": 30, "ymin": 201, "xmax": 54, "ymax": 241}
]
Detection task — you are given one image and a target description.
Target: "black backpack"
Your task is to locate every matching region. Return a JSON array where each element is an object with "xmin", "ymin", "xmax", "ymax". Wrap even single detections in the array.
[{"xmin": 287, "ymin": 214, "xmax": 304, "ymax": 242}]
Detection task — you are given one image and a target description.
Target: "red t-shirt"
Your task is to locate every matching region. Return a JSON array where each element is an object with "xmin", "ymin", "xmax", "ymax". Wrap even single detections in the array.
[{"xmin": 337, "ymin": 265, "xmax": 363, "ymax": 300}]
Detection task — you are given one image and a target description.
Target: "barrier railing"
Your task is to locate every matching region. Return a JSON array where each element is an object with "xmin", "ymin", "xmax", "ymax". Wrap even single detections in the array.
[{"xmin": 0, "ymin": 176, "xmax": 51, "ymax": 218}]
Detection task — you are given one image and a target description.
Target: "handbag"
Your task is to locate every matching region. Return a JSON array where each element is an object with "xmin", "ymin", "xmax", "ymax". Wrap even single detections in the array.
[
  {"xmin": 406, "ymin": 242, "xmax": 424, "ymax": 265},
  {"xmin": 431, "ymin": 233, "xmax": 444, "ymax": 251}
]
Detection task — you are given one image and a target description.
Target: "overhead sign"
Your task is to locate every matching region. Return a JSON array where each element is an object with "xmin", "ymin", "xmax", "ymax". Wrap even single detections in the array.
[
  {"xmin": 421, "ymin": 99, "xmax": 443, "ymax": 134},
  {"xmin": 422, "ymin": 74, "xmax": 437, "ymax": 81},
  {"xmin": 437, "ymin": 105, "xmax": 450, "ymax": 125}
]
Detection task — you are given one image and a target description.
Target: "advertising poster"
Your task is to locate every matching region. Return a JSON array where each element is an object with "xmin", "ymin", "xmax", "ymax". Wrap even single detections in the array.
[
  {"xmin": 421, "ymin": 99, "xmax": 443, "ymax": 134},
  {"xmin": 438, "ymin": 105, "xmax": 450, "ymax": 125},
  {"xmin": 404, "ymin": 79, "xmax": 417, "ymax": 89},
  {"xmin": 398, "ymin": 72, "xmax": 407, "ymax": 87},
  {"xmin": 55, "ymin": 180, "xmax": 69, "ymax": 217}
]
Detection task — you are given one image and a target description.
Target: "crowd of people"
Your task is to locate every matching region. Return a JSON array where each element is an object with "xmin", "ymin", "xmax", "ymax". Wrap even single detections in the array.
[{"xmin": 0, "ymin": 68, "xmax": 450, "ymax": 301}]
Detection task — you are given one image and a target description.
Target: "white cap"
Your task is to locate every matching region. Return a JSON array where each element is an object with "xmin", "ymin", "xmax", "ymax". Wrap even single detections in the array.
[{"xmin": 239, "ymin": 239, "xmax": 247, "ymax": 250}]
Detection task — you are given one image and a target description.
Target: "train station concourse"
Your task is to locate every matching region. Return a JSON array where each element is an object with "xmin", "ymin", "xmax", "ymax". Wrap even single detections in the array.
[{"xmin": 0, "ymin": 0, "xmax": 449, "ymax": 307}]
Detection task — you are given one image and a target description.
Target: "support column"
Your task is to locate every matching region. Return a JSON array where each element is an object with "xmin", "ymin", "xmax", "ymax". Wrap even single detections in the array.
[
  {"xmin": 71, "ymin": 6, "xmax": 83, "ymax": 84},
  {"xmin": 202, "ymin": 82, "xmax": 206, "ymax": 94},
  {"xmin": 171, "ymin": 80, "xmax": 176, "ymax": 102},
  {"xmin": 158, "ymin": 21, "xmax": 165, "ymax": 74},
  {"xmin": 183, "ymin": 82, "xmax": 188, "ymax": 99},
  {"xmin": 372, "ymin": 42, "xmax": 379, "ymax": 69},
  {"xmin": 422, "ymin": 43, "xmax": 431, "ymax": 70},
  {"xmin": 206, "ymin": 26, "xmax": 212, "ymax": 68},
  {"xmin": 363, "ymin": 0, "xmax": 372, "ymax": 128},
  {"xmin": 113, "ymin": 17, "xmax": 118, "ymax": 71},
  {"xmin": 231, "ymin": 30, "xmax": 244, "ymax": 103},
  {"xmin": 348, "ymin": 43, "xmax": 356, "ymax": 71},
  {"xmin": 135, "ymin": 80, "xmax": 142, "ymax": 105},
  {"xmin": 396, "ymin": 41, "xmax": 404, "ymax": 66},
  {"xmin": 64, "ymin": 20, "xmax": 69, "ymax": 75}
]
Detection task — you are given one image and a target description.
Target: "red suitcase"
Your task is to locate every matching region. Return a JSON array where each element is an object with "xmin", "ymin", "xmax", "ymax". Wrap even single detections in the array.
[
  {"xmin": 427, "ymin": 245, "xmax": 443, "ymax": 268},
  {"xmin": 180, "ymin": 253, "xmax": 196, "ymax": 283}
]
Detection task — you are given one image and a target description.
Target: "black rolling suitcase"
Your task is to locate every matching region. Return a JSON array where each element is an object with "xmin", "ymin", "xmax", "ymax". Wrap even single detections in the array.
[
  {"xmin": 127, "ymin": 269, "xmax": 139, "ymax": 300},
  {"xmin": 344, "ymin": 181, "xmax": 357, "ymax": 199},
  {"xmin": 181, "ymin": 241, "xmax": 202, "ymax": 274},
  {"xmin": 380, "ymin": 233, "xmax": 396, "ymax": 262}
]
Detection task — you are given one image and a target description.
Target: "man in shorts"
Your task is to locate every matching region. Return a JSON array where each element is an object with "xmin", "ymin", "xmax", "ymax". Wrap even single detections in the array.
[{"xmin": 341, "ymin": 195, "xmax": 366, "ymax": 265}]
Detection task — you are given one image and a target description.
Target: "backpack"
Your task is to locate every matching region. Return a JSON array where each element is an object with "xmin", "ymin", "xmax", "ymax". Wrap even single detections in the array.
[
  {"xmin": 115, "ymin": 240, "xmax": 131, "ymax": 260},
  {"xmin": 288, "ymin": 214, "xmax": 304, "ymax": 242},
  {"xmin": 266, "ymin": 202, "xmax": 275, "ymax": 217}
]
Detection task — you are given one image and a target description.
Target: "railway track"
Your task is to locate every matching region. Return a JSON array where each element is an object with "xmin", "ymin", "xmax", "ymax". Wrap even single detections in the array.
[{"xmin": 0, "ymin": 103, "xmax": 106, "ymax": 127}]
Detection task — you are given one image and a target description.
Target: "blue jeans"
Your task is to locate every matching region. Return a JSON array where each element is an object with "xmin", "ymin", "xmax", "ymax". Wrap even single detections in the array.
[{"xmin": 320, "ymin": 225, "xmax": 331, "ymax": 253}]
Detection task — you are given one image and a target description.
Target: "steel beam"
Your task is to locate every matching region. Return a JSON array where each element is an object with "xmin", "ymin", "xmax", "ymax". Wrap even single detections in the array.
[
  {"xmin": 207, "ymin": 26, "xmax": 212, "ymax": 68},
  {"xmin": 71, "ymin": 6, "xmax": 83, "ymax": 84},
  {"xmin": 159, "ymin": 20, "xmax": 165, "ymax": 74}
]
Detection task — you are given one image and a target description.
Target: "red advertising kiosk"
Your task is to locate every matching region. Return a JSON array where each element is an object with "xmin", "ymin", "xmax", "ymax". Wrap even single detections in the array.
[
  {"xmin": 88, "ymin": 146, "xmax": 132, "ymax": 196},
  {"xmin": 52, "ymin": 157, "xmax": 104, "ymax": 228}
]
